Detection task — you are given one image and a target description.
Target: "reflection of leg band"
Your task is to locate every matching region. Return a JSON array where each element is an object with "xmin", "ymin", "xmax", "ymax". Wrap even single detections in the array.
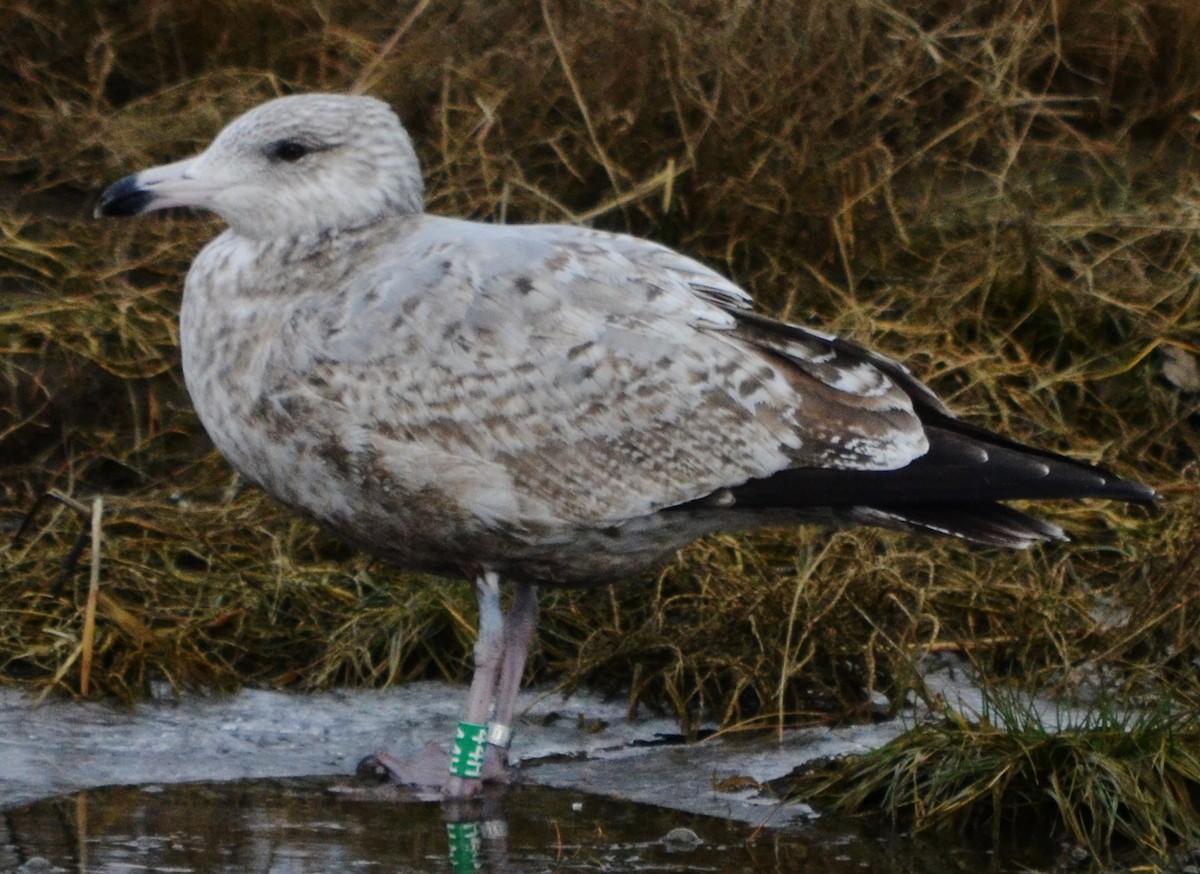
[
  {"xmin": 446, "ymin": 821, "xmax": 481, "ymax": 874},
  {"xmin": 449, "ymin": 721, "xmax": 488, "ymax": 779},
  {"xmin": 480, "ymin": 818, "xmax": 509, "ymax": 840},
  {"xmin": 485, "ymin": 722, "xmax": 513, "ymax": 749}
]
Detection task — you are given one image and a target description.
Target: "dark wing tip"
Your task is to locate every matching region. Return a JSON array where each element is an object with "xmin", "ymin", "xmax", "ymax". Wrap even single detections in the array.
[{"xmin": 1090, "ymin": 474, "xmax": 1158, "ymax": 506}]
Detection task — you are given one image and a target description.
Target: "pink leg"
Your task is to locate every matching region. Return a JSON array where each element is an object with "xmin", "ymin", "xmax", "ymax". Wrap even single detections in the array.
[
  {"xmin": 359, "ymin": 574, "xmax": 540, "ymax": 799},
  {"xmin": 487, "ymin": 583, "xmax": 539, "ymax": 762},
  {"xmin": 444, "ymin": 571, "xmax": 504, "ymax": 799}
]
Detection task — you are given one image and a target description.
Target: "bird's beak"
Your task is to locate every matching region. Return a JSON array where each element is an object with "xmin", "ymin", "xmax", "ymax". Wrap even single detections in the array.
[{"xmin": 94, "ymin": 157, "xmax": 209, "ymax": 218}]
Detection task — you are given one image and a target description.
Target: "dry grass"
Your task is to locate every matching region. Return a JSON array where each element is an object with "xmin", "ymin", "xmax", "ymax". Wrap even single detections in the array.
[{"xmin": 1, "ymin": 0, "xmax": 1197, "ymax": 761}]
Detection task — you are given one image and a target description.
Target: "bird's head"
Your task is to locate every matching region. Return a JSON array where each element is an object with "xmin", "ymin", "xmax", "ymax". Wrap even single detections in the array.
[{"xmin": 95, "ymin": 93, "xmax": 425, "ymax": 240}]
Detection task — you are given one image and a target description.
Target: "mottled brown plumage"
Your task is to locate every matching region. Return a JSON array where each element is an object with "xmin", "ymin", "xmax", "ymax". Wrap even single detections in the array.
[{"xmin": 96, "ymin": 93, "xmax": 1153, "ymax": 798}]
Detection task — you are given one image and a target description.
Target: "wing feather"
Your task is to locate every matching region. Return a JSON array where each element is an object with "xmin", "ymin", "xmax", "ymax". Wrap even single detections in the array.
[{"xmin": 274, "ymin": 216, "xmax": 930, "ymax": 528}]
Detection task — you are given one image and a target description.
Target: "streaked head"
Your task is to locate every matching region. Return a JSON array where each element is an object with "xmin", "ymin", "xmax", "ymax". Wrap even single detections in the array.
[{"xmin": 96, "ymin": 93, "xmax": 424, "ymax": 240}]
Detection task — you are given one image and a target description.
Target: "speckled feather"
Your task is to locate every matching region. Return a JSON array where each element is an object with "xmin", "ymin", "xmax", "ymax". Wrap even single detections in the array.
[
  {"xmin": 99, "ymin": 94, "xmax": 1150, "ymax": 588},
  {"xmin": 181, "ymin": 208, "xmax": 929, "ymax": 582}
]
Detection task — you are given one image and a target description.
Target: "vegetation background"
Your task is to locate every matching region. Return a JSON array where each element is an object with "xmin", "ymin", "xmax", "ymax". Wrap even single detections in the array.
[{"xmin": 0, "ymin": 0, "xmax": 1196, "ymax": 743}]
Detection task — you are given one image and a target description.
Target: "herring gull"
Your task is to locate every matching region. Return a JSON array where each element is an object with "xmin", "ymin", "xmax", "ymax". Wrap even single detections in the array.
[{"xmin": 96, "ymin": 93, "xmax": 1155, "ymax": 799}]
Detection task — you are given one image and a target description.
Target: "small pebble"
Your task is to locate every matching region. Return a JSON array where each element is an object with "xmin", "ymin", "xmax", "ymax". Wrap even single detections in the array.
[{"xmin": 661, "ymin": 826, "xmax": 703, "ymax": 852}]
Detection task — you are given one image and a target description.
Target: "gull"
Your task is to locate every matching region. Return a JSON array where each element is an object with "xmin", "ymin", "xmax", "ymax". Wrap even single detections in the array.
[{"xmin": 96, "ymin": 93, "xmax": 1154, "ymax": 799}]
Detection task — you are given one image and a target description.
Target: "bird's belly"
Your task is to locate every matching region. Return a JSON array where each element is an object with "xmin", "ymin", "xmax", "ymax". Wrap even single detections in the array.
[
  {"xmin": 193, "ymin": 392, "xmax": 718, "ymax": 585},
  {"xmin": 193, "ymin": 408, "xmax": 469, "ymax": 570}
]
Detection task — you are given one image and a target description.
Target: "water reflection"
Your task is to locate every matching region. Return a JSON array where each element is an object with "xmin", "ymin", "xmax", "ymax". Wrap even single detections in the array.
[{"xmin": 0, "ymin": 777, "xmax": 1017, "ymax": 873}]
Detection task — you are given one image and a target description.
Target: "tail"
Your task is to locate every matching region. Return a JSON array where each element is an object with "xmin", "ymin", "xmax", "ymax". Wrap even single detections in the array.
[{"xmin": 717, "ymin": 415, "xmax": 1156, "ymax": 549}]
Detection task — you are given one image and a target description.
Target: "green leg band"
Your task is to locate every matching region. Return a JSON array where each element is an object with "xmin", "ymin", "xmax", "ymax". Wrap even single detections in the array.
[
  {"xmin": 446, "ymin": 821, "xmax": 481, "ymax": 874},
  {"xmin": 449, "ymin": 720, "xmax": 488, "ymax": 779}
]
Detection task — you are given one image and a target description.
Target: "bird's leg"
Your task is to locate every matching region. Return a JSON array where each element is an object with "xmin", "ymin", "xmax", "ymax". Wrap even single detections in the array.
[
  {"xmin": 444, "ymin": 570, "xmax": 505, "ymax": 799},
  {"xmin": 358, "ymin": 571, "xmax": 508, "ymax": 794},
  {"xmin": 483, "ymin": 583, "xmax": 539, "ymax": 774}
]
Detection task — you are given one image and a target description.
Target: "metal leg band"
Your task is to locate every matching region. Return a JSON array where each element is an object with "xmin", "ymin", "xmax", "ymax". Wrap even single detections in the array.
[{"xmin": 485, "ymin": 722, "xmax": 513, "ymax": 748}]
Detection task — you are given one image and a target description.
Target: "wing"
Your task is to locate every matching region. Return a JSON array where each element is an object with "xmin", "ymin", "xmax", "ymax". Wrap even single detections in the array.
[{"xmin": 270, "ymin": 216, "xmax": 932, "ymax": 528}]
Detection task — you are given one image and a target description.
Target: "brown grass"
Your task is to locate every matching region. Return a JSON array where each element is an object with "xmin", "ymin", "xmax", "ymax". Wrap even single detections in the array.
[{"xmin": 0, "ymin": 0, "xmax": 1197, "ymax": 738}]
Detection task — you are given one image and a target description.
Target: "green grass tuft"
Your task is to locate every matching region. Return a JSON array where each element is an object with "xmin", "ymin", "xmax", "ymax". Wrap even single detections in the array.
[{"xmin": 789, "ymin": 686, "xmax": 1200, "ymax": 859}]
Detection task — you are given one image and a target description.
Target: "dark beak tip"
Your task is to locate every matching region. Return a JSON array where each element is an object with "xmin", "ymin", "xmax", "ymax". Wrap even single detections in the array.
[{"xmin": 95, "ymin": 174, "xmax": 153, "ymax": 218}]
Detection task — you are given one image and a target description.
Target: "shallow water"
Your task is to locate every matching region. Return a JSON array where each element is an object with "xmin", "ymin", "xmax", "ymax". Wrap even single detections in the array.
[
  {"xmin": 0, "ymin": 669, "xmax": 1100, "ymax": 872},
  {"xmin": 0, "ymin": 681, "xmax": 910, "ymax": 825},
  {"xmin": 2, "ymin": 777, "xmax": 1006, "ymax": 873}
]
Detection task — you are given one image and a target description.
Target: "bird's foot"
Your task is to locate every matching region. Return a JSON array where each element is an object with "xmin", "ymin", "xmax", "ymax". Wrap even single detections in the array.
[{"xmin": 356, "ymin": 742, "xmax": 509, "ymax": 800}]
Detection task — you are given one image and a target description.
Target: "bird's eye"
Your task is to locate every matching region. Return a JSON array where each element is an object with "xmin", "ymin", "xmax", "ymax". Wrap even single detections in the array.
[{"xmin": 269, "ymin": 139, "xmax": 309, "ymax": 163}]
